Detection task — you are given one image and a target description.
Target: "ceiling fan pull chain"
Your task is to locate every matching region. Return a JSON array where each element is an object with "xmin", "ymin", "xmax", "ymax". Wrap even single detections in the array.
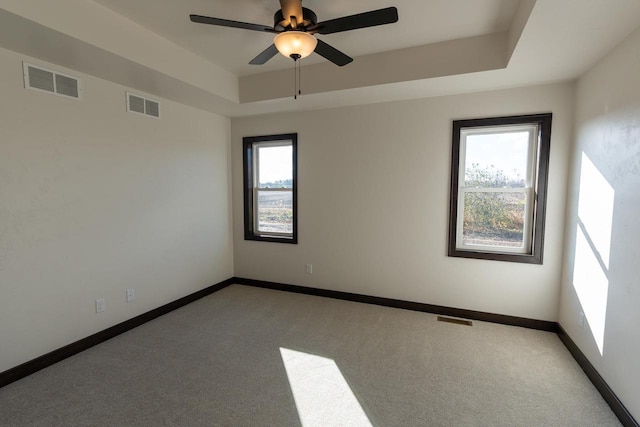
[
  {"xmin": 293, "ymin": 59, "xmax": 297, "ymax": 100},
  {"xmin": 298, "ymin": 59, "xmax": 302, "ymax": 96},
  {"xmin": 292, "ymin": 56, "xmax": 302, "ymax": 100}
]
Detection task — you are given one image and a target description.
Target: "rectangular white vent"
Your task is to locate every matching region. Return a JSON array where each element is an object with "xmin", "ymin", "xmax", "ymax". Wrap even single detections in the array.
[
  {"xmin": 126, "ymin": 92, "xmax": 160, "ymax": 119},
  {"xmin": 23, "ymin": 62, "xmax": 81, "ymax": 100}
]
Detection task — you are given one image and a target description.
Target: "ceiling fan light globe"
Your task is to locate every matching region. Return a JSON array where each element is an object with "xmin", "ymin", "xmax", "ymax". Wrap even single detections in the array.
[{"xmin": 274, "ymin": 31, "xmax": 317, "ymax": 59}]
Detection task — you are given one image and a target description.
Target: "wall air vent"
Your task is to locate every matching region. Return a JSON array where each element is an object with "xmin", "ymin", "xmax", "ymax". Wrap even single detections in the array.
[
  {"xmin": 127, "ymin": 92, "xmax": 160, "ymax": 119},
  {"xmin": 23, "ymin": 62, "xmax": 81, "ymax": 100}
]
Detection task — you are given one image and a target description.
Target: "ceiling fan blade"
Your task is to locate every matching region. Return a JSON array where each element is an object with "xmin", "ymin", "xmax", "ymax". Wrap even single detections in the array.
[
  {"xmin": 249, "ymin": 44, "xmax": 279, "ymax": 65},
  {"xmin": 190, "ymin": 15, "xmax": 276, "ymax": 33},
  {"xmin": 279, "ymin": 0, "xmax": 304, "ymax": 26},
  {"xmin": 314, "ymin": 39, "xmax": 353, "ymax": 66},
  {"xmin": 315, "ymin": 7, "xmax": 398, "ymax": 35}
]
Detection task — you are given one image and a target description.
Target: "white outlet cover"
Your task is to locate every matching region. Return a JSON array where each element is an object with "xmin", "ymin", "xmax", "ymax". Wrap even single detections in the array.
[
  {"xmin": 126, "ymin": 288, "xmax": 135, "ymax": 302},
  {"xmin": 96, "ymin": 298, "xmax": 106, "ymax": 313}
]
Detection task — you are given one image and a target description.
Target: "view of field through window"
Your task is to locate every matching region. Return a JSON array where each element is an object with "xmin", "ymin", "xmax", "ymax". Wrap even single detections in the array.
[
  {"xmin": 461, "ymin": 131, "xmax": 531, "ymax": 249},
  {"xmin": 257, "ymin": 145, "xmax": 293, "ymax": 234},
  {"xmin": 257, "ymin": 190, "xmax": 293, "ymax": 233}
]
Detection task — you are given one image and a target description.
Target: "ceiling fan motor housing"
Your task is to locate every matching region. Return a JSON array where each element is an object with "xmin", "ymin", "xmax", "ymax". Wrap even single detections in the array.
[{"xmin": 274, "ymin": 7, "xmax": 317, "ymax": 31}]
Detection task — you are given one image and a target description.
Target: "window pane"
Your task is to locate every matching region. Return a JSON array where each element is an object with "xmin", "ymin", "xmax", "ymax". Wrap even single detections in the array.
[
  {"xmin": 462, "ymin": 192, "xmax": 526, "ymax": 248},
  {"xmin": 257, "ymin": 190, "xmax": 293, "ymax": 234},
  {"xmin": 464, "ymin": 131, "xmax": 529, "ymax": 188},
  {"xmin": 258, "ymin": 145, "xmax": 292, "ymax": 188}
]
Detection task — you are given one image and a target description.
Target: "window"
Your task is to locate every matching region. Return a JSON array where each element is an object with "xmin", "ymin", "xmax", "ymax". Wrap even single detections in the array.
[
  {"xmin": 243, "ymin": 133, "xmax": 297, "ymax": 243},
  {"xmin": 448, "ymin": 114, "xmax": 552, "ymax": 263}
]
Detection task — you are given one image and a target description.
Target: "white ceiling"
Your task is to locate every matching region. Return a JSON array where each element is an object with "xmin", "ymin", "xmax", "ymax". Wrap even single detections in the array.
[
  {"xmin": 91, "ymin": 0, "xmax": 521, "ymax": 76},
  {"xmin": 1, "ymin": 0, "xmax": 640, "ymax": 117}
]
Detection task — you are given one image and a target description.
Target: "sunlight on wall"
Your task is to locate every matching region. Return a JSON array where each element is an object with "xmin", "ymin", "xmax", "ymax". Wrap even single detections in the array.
[
  {"xmin": 572, "ymin": 153, "xmax": 614, "ymax": 355},
  {"xmin": 280, "ymin": 348, "xmax": 372, "ymax": 427},
  {"xmin": 574, "ymin": 227, "xmax": 609, "ymax": 355},
  {"xmin": 577, "ymin": 153, "xmax": 614, "ymax": 269}
]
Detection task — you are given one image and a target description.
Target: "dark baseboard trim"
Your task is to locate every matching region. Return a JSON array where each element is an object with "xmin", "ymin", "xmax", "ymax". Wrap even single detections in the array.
[
  {"xmin": 233, "ymin": 277, "xmax": 558, "ymax": 332},
  {"xmin": 0, "ymin": 278, "xmax": 234, "ymax": 389},
  {"xmin": 557, "ymin": 326, "xmax": 638, "ymax": 427},
  {"xmin": 2, "ymin": 277, "xmax": 636, "ymax": 427}
]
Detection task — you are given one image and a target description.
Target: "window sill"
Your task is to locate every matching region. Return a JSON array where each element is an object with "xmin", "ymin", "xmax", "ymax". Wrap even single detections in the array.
[
  {"xmin": 448, "ymin": 248, "xmax": 542, "ymax": 264},
  {"xmin": 245, "ymin": 234, "xmax": 298, "ymax": 244}
]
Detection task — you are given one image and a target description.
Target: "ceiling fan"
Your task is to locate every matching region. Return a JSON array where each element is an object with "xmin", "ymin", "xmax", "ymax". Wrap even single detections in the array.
[{"xmin": 190, "ymin": 0, "xmax": 399, "ymax": 67}]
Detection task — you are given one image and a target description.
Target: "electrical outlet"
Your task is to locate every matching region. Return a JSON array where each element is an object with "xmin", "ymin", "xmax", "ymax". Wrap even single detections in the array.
[
  {"xmin": 126, "ymin": 288, "xmax": 135, "ymax": 302},
  {"xmin": 578, "ymin": 311, "xmax": 585, "ymax": 327},
  {"xmin": 95, "ymin": 298, "xmax": 106, "ymax": 313},
  {"xmin": 306, "ymin": 264, "xmax": 313, "ymax": 274}
]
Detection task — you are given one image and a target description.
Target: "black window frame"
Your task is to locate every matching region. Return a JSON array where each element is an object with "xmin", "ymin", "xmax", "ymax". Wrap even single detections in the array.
[
  {"xmin": 243, "ymin": 133, "xmax": 298, "ymax": 244},
  {"xmin": 448, "ymin": 113, "xmax": 552, "ymax": 264}
]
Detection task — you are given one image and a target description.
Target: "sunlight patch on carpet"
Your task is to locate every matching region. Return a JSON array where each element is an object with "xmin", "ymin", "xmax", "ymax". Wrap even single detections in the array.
[{"xmin": 280, "ymin": 347, "xmax": 372, "ymax": 427}]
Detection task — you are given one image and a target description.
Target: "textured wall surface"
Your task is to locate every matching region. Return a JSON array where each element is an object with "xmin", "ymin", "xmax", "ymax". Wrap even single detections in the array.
[
  {"xmin": 0, "ymin": 47, "xmax": 233, "ymax": 372},
  {"xmin": 232, "ymin": 82, "xmax": 574, "ymax": 322},
  {"xmin": 559, "ymin": 26, "xmax": 640, "ymax": 419}
]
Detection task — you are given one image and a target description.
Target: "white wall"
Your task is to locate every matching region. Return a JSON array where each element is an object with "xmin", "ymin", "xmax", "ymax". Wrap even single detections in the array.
[
  {"xmin": 559, "ymin": 26, "xmax": 640, "ymax": 418},
  {"xmin": 232, "ymin": 82, "xmax": 574, "ymax": 322},
  {"xmin": 0, "ymin": 47, "xmax": 233, "ymax": 373}
]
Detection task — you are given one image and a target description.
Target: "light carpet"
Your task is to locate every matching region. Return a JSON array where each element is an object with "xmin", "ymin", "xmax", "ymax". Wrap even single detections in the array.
[{"xmin": 0, "ymin": 284, "xmax": 620, "ymax": 426}]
